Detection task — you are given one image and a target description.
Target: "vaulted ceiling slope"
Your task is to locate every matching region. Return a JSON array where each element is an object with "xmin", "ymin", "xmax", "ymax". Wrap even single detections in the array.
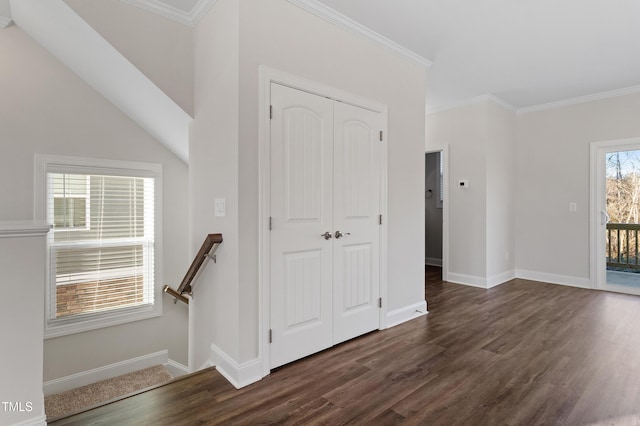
[{"xmin": 9, "ymin": 0, "xmax": 191, "ymax": 162}]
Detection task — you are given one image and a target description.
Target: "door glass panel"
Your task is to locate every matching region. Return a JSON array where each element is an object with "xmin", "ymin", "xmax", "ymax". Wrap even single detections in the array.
[{"xmin": 605, "ymin": 150, "xmax": 640, "ymax": 288}]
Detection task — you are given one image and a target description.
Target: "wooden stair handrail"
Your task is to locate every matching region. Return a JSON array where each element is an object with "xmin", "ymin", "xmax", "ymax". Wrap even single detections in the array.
[{"xmin": 163, "ymin": 233, "xmax": 223, "ymax": 305}]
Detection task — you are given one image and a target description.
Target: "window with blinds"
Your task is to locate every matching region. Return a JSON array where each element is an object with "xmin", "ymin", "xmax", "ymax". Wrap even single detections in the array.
[
  {"xmin": 48, "ymin": 173, "xmax": 155, "ymax": 320},
  {"xmin": 36, "ymin": 155, "xmax": 162, "ymax": 337}
]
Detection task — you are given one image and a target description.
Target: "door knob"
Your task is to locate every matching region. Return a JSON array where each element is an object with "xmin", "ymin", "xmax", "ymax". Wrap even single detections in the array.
[
  {"xmin": 334, "ymin": 230, "xmax": 351, "ymax": 239},
  {"xmin": 321, "ymin": 231, "xmax": 332, "ymax": 240}
]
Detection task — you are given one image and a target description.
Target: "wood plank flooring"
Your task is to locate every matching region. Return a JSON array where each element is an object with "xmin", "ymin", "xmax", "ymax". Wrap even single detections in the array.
[{"xmin": 51, "ymin": 271, "xmax": 640, "ymax": 425}]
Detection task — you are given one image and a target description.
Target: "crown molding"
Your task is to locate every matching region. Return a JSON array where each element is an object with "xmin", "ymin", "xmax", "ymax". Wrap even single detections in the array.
[
  {"xmin": 0, "ymin": 15, "xmax": 11, "ymax": 28},
  {"xmin": 428, "ymin": 85, "xmax": 640, "ymax": 117},
  {"xmin": 427, "ymin": 94, "xmax": 516, "ymax": 115},
  {"xmin": 287, "ymin": 0, "xmax": 432, "ymax": 69},
  {"xmin": 517, "ymin": 85, "xmax": 640, "ymax": 115},
  {"xmin": 121, "ymin": 0, "xmax": 217, "ymax": 27}
]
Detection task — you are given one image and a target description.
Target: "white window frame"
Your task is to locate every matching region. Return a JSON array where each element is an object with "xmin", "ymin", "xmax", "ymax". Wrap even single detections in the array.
[
  {"xmin": 35, "ymin": 154, "xmax": 163, "ymax": 339},
  {"xmin": 51, "ymin": 174, "xmax": 91, "ymax": 231}
]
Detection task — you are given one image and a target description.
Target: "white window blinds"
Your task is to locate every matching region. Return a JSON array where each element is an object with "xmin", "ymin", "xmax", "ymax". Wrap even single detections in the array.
[{"xmin": 47, "ymin": 172, "xmax": 155, "ymax": 320}]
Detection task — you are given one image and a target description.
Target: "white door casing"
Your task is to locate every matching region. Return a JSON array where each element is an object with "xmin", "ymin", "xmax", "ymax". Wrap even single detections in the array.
[
  {"xmin": 269, "ymin": 83, "xmax": 383, "ymax": 368},
  {"xmin": 591, "ymin": 137, "xmax": 640, "ymax": 296}
]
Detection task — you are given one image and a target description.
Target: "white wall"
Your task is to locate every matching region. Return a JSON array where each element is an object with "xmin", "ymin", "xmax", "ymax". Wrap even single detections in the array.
[
  {"xmin": 64, "ymin": 0, "xmax": 194, "ymax": 116},
  {"xmin": 190, "ymin": 0, "xmax": 241, "ymax": 369},
  {"xmin": 426, "ymin": 99, "xmax": 516, "ymax": 287},
  {"xmin": 486, "ymin": 102, "xmax": 516, "ymax": 282},
  {"xmin": 0, "ymin": 225, "xmax": 49, "ymax": 426},
  {"xmin": 427, "ymin": 102, "xmax": 489, "ymax": 282},
  {"xmin": 0, "ymin": 25, "xmax": 189, "ymax": 381},
  {"xmin": 516, "ymin": 92, "xmax": 640, "ymax": 285},
  {"xmin": 240, "ymin": 0, "xmax": 427, "ymax": 360},
  {"xmin": 190, "ymin": 0, "xmax": 427, "ymax": 372}
]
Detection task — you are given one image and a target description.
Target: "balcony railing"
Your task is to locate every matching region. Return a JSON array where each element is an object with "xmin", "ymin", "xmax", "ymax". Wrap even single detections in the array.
[{"xmin": 607, "ymin": 223, "xmax": 640, "ymax": 270}]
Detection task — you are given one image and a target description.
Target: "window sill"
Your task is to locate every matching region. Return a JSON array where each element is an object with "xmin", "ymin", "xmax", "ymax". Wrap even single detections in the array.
[{"xmin": 44, "ymin": 304, "xmax": 161, "ymax": 339}]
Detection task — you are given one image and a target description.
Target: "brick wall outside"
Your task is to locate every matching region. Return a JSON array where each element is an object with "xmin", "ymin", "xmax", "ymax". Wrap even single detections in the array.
[{"xmin": 56, "ymin": 275, "xmax": 145, "ymax": 317}]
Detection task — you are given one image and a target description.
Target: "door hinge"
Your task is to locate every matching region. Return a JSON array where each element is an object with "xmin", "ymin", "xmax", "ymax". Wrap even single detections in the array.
[
  {"xmin": 378, "ymin": 297, "xmax": 382, "ymax": 308},
  {"xmin": 379, "ymin": 214, "xmax": 382, "ymax": 225},
  {"xmin": 269, "ymin": 329, "xmax": 273, "ymax": 343},
  {"xmin": 269, "ymin": 217, "xmax": 272, "ymax": 231},
  {"xmin": 379, "ymin": 131, "xmax": 383, "ymax": 141},
  {"xmin": 270, "ymin": 105, "xmax": 273, "ymax": 120}
]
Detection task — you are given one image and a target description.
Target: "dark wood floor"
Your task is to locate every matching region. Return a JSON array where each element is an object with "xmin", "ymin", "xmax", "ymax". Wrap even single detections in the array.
[{"xmin": 52, "ymin": 269, "xmax": 640, "ymax": 425}]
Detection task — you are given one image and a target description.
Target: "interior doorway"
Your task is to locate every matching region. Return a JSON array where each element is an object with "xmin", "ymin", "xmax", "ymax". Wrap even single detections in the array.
[
  {"xmin": 425, "ymin": 146, "xmax": 448, "ymax": 294},
  {"xmin": 425, "ymin": 152, "xmax": 443, "ymax": 283},
  {"xmin": 592, "ymin": 138, "xmax": 640, "ymax": 295}
]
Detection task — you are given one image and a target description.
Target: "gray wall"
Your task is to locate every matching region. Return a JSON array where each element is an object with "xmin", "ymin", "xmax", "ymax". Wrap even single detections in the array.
[
  {"xmin": 0, "ymin": 23, "xmax": 189, "ymax": 380},
  {"xmin": 516, "ymin": 92, "xmax": 640, "ymax": 285},
  {"xmin": 190, "ymin": 0, "xmax": 428, "ymax": 369},
  {"xmin": 426, "ymin": 99, "xmax": 516, "ymax": 287}
]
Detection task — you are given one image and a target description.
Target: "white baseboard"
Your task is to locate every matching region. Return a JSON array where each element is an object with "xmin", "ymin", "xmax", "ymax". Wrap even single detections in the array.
[
  {"xmin": 487, "ymin": 269, "xmax": 516, "ymax": 288},
  {"xmin": 385, "ymin": 301, "xmax": 428, "ymax": 328},
  {"xmin": 515, "ymin": 269, "xmax": 592, "ymax": 289},
  {"xmin": 447, "ymin": 272, "xmax": 488, "ymax": 288},
  {"xmin": 43, "ymin": 350, "xmax": 169, "ymax": 396},
  {"xmin": 209, "ymin": 344, "xmax": 263, "ymax": 389},
  {"xmin": 425, "ymin": 257, "xmax": 442, "ymax": 267},
  {"xmin": 164, "ymin": 359, "xmax": 189, "ymax": 378},
  {"xmin": 8, "ymin": 414, "xmax": 47, "ymax": 426}
]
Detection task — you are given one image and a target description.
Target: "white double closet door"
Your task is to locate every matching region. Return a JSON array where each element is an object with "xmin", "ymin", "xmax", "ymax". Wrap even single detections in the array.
[{"xmin": 269, "ymin": 83, "xmax": 382, "ymax": 369}]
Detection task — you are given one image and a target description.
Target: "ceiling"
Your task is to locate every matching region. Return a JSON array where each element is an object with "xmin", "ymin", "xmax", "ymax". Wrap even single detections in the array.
[
  {"xmin": 315, "ymin": 0, "xmax": 640, "ymax": 112},
  {"xmin": 4, "ymin": 0, "xmax": 640, "ymax": 112}
]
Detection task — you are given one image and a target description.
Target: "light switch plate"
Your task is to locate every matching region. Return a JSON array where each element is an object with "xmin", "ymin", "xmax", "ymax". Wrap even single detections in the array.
[{"xmin": 215, "ymin": 198, "xmax": 226, "ymax": 217}]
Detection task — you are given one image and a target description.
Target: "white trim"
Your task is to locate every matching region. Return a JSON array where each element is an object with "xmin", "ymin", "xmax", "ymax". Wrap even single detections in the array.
[
  {"xmin": 164, "ymin": 359, "xmax": 189, "ymax": 377},
  {"xmin": 0, "ymin": 16, "xmax": 12, "ymax": 28},
  {"xmin": 385, "ymin": 301, "xmax": 428, "ymax": 329},
  {"xmin": 589, "ymin": 137, "xmax": 640, "ymax": 294},
  {"xmin": 43, "ymin": 306, "xmax": 161, "ymax": 339},
  {"xmin": 447, "ymin": 272, "xmax": 488, "ymax": 288},
  {"xmin": 427, "ymin": 94, "xmax": 517, "ymax": 115},
  {"xmin": 258, "ymin": 66, "xmax": 389, "ymax": 376},
  {"xmin": 429, "ymin": 85, "xmax": 640, "ymax": 118},
  {"xmin": 518, "ymin": 85, "xmax": 640, "ymax": 115},
  {"xmin": 121, "ymin": 0, "xmax": 217, "ymax": 27},
  {"xmin": 43, "ymin": 350, "xmax": 169, "ymax": 396},
  {"xmin": 8, "ymin": 414, "xmax": 47, "ymax": 426},
  {"xmin": 287, "ymin": 0, "xmax": 431, "ymax": 69},
  {"xmin": 425, "ymin": 257, "xmax": 442, "ymax": 267},
  {"xmin": 0, "ymin": 221, "xmax": 50, "ymax": 238},
  {"xmin": 209, "ymin": 344, "xmax": 262, "ymax": 389},
  {"xmin": 487, "ymin": 269, "xmax": 516, "ymax": 288},
  {"xmin": 34, "ymin": 154, "xmax": 164, "ymax": 339},
  {"xmin": 516, "ymin": 269, "xmax": 592, "ymax": 289}
]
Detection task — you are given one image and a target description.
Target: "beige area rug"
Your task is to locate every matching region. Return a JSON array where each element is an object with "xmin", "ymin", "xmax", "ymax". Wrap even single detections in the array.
[{"xmin": 45, "ymin": 365, "xmax": 173, "ymax": 420}]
